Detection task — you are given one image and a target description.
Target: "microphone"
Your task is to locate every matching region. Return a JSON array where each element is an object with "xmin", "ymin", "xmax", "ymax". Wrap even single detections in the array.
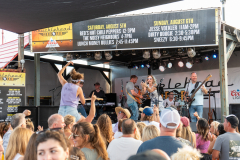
[{"xmin": 160, "ymin": 78, "xmax": 164, "ymax": 83}]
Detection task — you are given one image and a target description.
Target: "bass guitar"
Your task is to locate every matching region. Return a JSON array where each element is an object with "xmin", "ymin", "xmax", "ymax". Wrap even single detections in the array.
[
  {"xmin": 134, "ymin": 86, "xmax": 143, "ymax": 104},
  {"xmin": 186, "ymin": 74, "xmax": 212, "ymax": 109}
]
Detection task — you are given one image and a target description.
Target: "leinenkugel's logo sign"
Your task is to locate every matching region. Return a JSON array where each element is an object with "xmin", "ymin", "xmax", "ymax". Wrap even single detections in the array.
[
  {"xmin": 0, "ymin": 72, "xmax": 25, "ymax": 87},
  {"xmin": 231, "ymin": 90, "xmax": 240, "ymax": 100},
  {"xmin": 31, "ymin": 23, "xmax": 73, "ymax": 52}
]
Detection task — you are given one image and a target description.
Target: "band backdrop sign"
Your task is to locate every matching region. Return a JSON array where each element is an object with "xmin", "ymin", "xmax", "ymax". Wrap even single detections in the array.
[
  {"xmin": 0, "ymin": 72, "xmax": 25, "ymax": 122},
  {"xmin": 31, "ymin": 8, "xmax": 219, "ymax": 52},
  {"xmin": 114, "ymin": 67, "xmax": 240, "ymax": 109}
]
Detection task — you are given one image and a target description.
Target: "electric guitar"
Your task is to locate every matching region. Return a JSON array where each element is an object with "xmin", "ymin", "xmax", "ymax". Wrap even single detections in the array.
[
  {"xmin": 185, "ymin": 74, "xmax": 212, "ymax": 109},
  {"xmin": 134, "ymin": 86, "xmax": 143, "ymax": 104}
]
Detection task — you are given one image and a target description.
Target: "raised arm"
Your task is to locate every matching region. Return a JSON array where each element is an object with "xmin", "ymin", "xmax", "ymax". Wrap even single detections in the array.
[{"xmin": 57, "ymin": 61, "xmax": 73, "ymax": 86}]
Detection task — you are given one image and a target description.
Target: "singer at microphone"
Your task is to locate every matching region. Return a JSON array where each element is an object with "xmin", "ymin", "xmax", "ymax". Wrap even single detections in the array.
[{"xmin": 89, "ymin": 82, "xmax": 106, "ymax": 99}]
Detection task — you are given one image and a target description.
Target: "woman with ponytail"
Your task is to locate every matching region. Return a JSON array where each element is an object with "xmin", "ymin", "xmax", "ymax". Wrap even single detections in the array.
[
  {"xmin": 72, "ymin": 122, "xmax": 108, "ymax": 160},
  {"xmin": 58, "ymin": 61, "xmax": 96, "ymax": 123}
]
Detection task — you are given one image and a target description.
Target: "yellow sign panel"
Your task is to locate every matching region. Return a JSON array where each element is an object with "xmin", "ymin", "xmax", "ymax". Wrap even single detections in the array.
[
  {"xmin": 32, "ymin": 23, "xmax": 73, "ymax": 41},
  {"xmin": 0, "ymin": 72, "xmax": 25, "ymax": 87}
]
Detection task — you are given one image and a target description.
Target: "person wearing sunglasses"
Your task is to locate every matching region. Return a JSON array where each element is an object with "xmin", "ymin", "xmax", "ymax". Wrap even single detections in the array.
[
  {"xmin": 71, "ymin": 122, "xmax": 108, "ymax": 160},
  {"xmin": 141, "ymin": 75, "xmax": 164, "ymax": 111}
]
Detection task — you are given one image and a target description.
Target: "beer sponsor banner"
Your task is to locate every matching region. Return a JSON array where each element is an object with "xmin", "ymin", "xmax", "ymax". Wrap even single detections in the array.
[
  {"xmin": 31, "ymin": 8, "xmax": 219, "ymax": 53},
  {"xmin": 0, "ymin": 72, "xmax": 25, "ymax": 121},
  {"xmin": 114, "ymin": 67, "xmax": 240, "ymax": 108},
  {"xmin": 31, "ymin": 23, "xmax": 73, "ymax": 52}
]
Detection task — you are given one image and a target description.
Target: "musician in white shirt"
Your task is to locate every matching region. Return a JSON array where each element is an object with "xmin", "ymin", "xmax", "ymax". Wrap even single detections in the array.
[
  {"xmin": 163, "ymin": 91, "xmax": 179, "ymax": 107},
  {"xmin": 184, "ymin": 72, "xmax": 208, "ymax": 122}
]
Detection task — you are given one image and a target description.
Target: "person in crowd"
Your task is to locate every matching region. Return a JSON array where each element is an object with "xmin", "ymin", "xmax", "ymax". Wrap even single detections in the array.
[
  {"xmin": 195, "ymin": 118, "xmax": 210, "ymax": 154},
  {"xmin": 212, "ymin": 114, "xmax": 240, "ymax": 160},
  {"xmin": 142, "ymin": 125, "xmax": 160, "ymax": 142},
  {"xmin": 96, "ymin": 114, "xmax": 114, "ymax": 148},
  {"xmin": 114, "ymin": 118, "xmax": 127, "ymax": 139},
  {"xmin": 171, "ymin": 146, "xmax": 203, "ymax": 160},
  {"xmin": 163, "ymin": 91, "xmax": 179, "ymax": 107},
  {"xmin": 139, "ymin": 106, "xmax": 160, "ymax": 130},
  {"xmin": 0, "ymin": 136, "xmax": 4, "ymax": 160},
  {"xmin": 112, "ymin": 107, "xmax": 131, "ymax": 133},
  {"xmin": 3, "ymin": 110, "xmax": 31, "ymax": 154},
  {"xmin": 64, "ymin": 115, "xmax": 76, "ymax": 146},
  {"xmin": 141, "ymin": 75, "xmax": 164, "ymax": 111},
  {"xmin": 216, "ymin": 123, "xmax": 226, "ymax": 136},
  {"xmin": 126, "ymin": 75, "xmax": 143, "ymax": 120},
  {"xmin": 137, "ymin": 122, "xmax": 147, "ymax": 138},
  {"xmin": 128, "ymin": 150, "xmax": 170, "ymax": 160},
  {"xmin": 180, "ymin": 116, "xmax": 196, "ymax": 148},
  {"xmin": 69, "ymin": 147, "xmax": 86, "ymax": 160},
  {"xmin": 207, "ymin": 121, "xmax": 220, "ymax": 154},
  {"xmin": 89, "ymin": 82, "xmax": 105, "ymax": 99},
  {"xmin": 72, "ymin": 122, "xmax": 108, "ymax": 160},
  {"xmin": 176, "ymin": 122, "xmax": 192, "ymax": 146},
  {"xmin": 0, "ymin": 122, "xmax": 10, "ymax": 138},
  {"xmin": 78, "ymin": 79, "xmax": 87, "ymax": 117},
  {"xmin": 107, "ymin": 119, "xmax": 142, "ymax": 160},
  {"xmin": 152, "ymin": 149, "xmax": 171, "ymax": 160},
  {"xmin": 36, "ymin": 130, "xmax": 69, "ymax": 160},
  {"xmin": 48, "ymin": 114, "xmax": 66, "ymax": 131},
  {"xmin": 137, "ymin": 107, "xmax": 184, "ymax": 157},
  {"xmin": 26, "ymin": 118, "xmax": 34, "ymax": 131},
  {"xmin": 133, "ymin": 127, "xmax": 142, "ymax": 141},
  {"xmin": 5, "ymin": 127, "xmax": 32, "ymax": 160},
  {"xmin": 23, "ymin": 133, "xmax": 38, "ymax": 160}
]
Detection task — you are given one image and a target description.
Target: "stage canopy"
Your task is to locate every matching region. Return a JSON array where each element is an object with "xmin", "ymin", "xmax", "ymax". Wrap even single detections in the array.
[{"xmin": 0, "ymin": 0, "xmax": 180, "ymax": 33}]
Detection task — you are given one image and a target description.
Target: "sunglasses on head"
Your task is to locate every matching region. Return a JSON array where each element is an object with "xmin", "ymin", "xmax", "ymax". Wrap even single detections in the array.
[{"xmin": 71, "ymin": 133, "xmax": 80, "ymax": 139}]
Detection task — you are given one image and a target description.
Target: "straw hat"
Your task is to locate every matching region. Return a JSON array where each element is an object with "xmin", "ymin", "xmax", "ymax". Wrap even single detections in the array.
[
  {"xmin": 115, "ymin": 107, "xmax": 131, "ymax": 119},
  {"xmin": 139, "ymin": 106, "xmax": 150, "ymax": 112}
]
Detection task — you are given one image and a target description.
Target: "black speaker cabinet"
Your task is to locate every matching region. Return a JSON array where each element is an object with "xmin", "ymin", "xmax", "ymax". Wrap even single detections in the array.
[
  {"xmin": 229, "ymin": 104, "xmax": 240, "ymax": 131},
  {"xmin": 17, "ymin": 106, "xmax": 38, "ymax": 131},
  {"xmin": 190, "ymin": 122, "xmax": 197, "ymax": 132},
  {"xmin": 38, "ymin": 106, "xmax": 59, "ymax": 129},
  {"xmin": 105, "ymin": 93, "xmax": 117, "ymax": 106}
]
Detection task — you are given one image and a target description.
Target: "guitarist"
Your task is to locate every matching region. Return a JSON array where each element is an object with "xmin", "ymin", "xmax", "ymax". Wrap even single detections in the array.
[
  {"xmin": 184, "ymin": 72, "xmax": 208, "ymax": 122},
  {"xmin": 126, "ymin": 75, "xmax": 143, "ymax": 120}
]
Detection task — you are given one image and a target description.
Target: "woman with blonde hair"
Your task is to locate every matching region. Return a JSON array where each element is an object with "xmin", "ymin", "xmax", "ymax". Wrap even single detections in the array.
[
  {"xmin": 142, "ymin": 125, "xmax": 160, "ymax": 142},
  {"xmin": 208, "ymin": 121, "xmax": 220, "ymax": 154},
  {"xmin": 5, "ymin": 127, "xmax": 32, "ymax": 160},
  {"xmin": 141, "ymin": 75, "xmax": 164, "ymax": 111},
  {"xmin": 72, "ymin": 122, "xmax": 108, "ymax": 160},
  {"xmin": 171, "ymin": 146, "xmax": 203, "ymax": 160},
  {"xmin": 137, "ymin": 122, "xmax": 147, "ymax": 138},
  {"xmin": 64, "ymin": 115, "xmax": 76, "ymax": 146},
  {"xmin": 96, "ymin": 114, "xmax": 114, "ymax": 147},
  {"xmin": 176, "ymin": 122, "xmax": 192, "ymax": 146},
  {"xmin": 180, "ymin": 116, "xmax": 196, "ymax": 148},
  {"xmin": 26, "ymin": 118, "xmax": 34, "ymax": 131}
]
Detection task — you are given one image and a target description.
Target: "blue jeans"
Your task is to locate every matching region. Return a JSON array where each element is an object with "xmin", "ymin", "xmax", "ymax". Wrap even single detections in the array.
[
  {"xmin": 58, "ymin": 106, "xmax": 81, "ymax": 122},
  {"xmin": 128, "ymin": 101, "xmax": 138, "ymax": 120},
  {"xmin": 189, "ymin": 105, "xmax": 203, "ymax": 122},
  {"xmin": 77, "ymin": 105, "xmax": 87, "ymax": 117}
]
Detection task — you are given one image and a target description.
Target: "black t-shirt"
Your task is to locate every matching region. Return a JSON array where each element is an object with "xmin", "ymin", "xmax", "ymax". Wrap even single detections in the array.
[{"xmin": 89, "ymin": 90, "xmax": 105, "ymax": 98}]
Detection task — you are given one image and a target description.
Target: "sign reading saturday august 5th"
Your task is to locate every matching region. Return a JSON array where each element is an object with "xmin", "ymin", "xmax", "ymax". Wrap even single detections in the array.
[{"xmin": 31, "ymin": 8, "xmax": 219, "ymax": 52}]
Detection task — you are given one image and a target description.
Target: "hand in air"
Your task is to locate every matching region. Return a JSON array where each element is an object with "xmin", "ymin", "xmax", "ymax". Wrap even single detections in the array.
[
  {"xmin": 193, "ymin": 112, "xmax": 199, "ymax": 117},
  {"xmin": 37, "ymin": 125, "xmax": 43, "ymax": 131},
  {"xmin": 23, "ymin": 109, "xmax": 31, "ymax": 116},
  {"xmin": 208, "ymin": 132, "xmax": 213, "ymax": 142},
  {"xmin": 91, "ymin": 92, "xmax": 97, "ymax": 101},
  {"xmin": 153, "ymin": 105, "xmax": 159, "ymax": 114},
  {"xmin": 140, "ymin": 81, "xmax": 145, "ymax": 88},
  {"xmin": 67, "ymin": 61, "xmax": 74, "ymax": 66}
]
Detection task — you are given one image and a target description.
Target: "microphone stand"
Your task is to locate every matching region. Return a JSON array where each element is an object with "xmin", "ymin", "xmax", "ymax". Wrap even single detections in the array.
[
  {"xmin": 157, "ymin": 78, "xmax": 164, "ymax": 110},
  {"xmin": 49, "ymin": 86, "xmax": 61, "ymax": 106}
]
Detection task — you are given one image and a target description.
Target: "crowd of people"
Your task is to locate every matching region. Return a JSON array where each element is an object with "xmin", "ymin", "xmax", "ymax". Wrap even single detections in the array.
[{"xmin": 0, "ymin": 102, "xmax": 239, "ymax": 160}]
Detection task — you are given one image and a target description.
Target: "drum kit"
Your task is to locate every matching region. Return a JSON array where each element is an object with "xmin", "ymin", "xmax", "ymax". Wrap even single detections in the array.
[{"xmin": 166, "ymin": 94, "xmax": 189, "ymax": 117}]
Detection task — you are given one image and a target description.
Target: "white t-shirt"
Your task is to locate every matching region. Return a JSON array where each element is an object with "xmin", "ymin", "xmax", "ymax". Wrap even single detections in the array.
[
  {"xmin": 13, "ymin": 153, "xmax": 23, "ymax": 160},
  {"xmin": 185, "ymin": 81, "xmax": 204, "ymax": 105},
  {"xmin": 141, "ymin": 121, "xmax": 160, "ymax": 130},
  {"xmin": 114, "ymin": 131, "xmax": 123, "ymax": 139},
  {"xmin": 163, "ymin": 98, "xmax": 179, "ymax": 107},
  {"xmin": 107, "ymin": 137, "xmax": 142, "ymax": 160}
]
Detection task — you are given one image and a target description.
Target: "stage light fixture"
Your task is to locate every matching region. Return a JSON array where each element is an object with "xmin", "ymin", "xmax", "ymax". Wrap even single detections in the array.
[
  {"xmin": 104, "ymin": 51, "xmax": 112, "ymax": 60},
  {"xmin": 159, "ymin": 62, "xmax": 166, "ymax": 72},
  {"xmin": 94, "ymin": 52, "xmax": 102, "ymax": 60},
  {"xmin": 152, "ymin": 49, "xmax": 161, "ymax": 59},
  {"xmin": 162, "ymin": 49, "xmax": 169, "ymax": 56},
  {"xmin": 86, "ymin": 53, "xmax": 91, "ymax": 58},
  {"xmin": 167, "ymin": 62, "xmax": 172, "ymax": 68},
  {"xmin": 187, "ymin": 48, "xmax": 196, "ymax": 58},
  {"xmin": 178, "ymin": 60, "xmax": 184, "ymax": 67},
  {"xmin": 131, "ymin": 50, "xmax": 136, "ymax": 55},
  {"xmin": 186, "ymin": 61, "xmax": 193, "ymax": 69},
  {"xmin": 115, "ymin": 51, "xmax": 120, "ymax": 56},
  {"xmin": 146, "ymin": 64, "xmax": 150, "ymax": 68},
  {"xmin": 213, "ymin": 51, "xmax": 217, "ymax": 59},
  {"xmin": 141, "ymin": 64, "xmax": 145, "ymax": 68},
  {"xmin": 205, "ymin": 55, "xmax": 209, "ymax": 61},
  {"xmin": 143, "ymin": 50, "xmax": 150, "ymax": 59},
  {"xmin": 135, "ymin": 65, "xmax": 139, "ymax": 69}
]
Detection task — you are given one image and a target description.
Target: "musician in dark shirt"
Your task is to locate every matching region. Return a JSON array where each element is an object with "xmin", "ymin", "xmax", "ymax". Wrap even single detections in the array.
[{"xmin": 89, "ymin": 82, "xmax": 105, "ymax": 98}]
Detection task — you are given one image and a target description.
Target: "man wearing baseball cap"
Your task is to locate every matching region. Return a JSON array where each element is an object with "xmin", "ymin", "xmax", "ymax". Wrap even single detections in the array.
[
  {"xmin": 137, "ymin": 107, "xmax": 184, "ymax": 157},
  {"xmin": 212, "ymin": 114, "xmax": 240, "ymax": 160},
  {"xmin": 140, "ymin": 106, "xmax": 160, "ymax": 130}
]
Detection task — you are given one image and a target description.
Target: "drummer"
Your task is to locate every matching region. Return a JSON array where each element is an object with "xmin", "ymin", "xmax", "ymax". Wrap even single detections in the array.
[{"xmin": 163, "ymin": 91, "xmax": 179, "ymax": 107}]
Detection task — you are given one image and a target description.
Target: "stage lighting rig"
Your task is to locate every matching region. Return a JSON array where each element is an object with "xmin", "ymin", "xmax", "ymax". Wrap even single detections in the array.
[
  {"xmin": 143, "ymin": 50, "xmax": 150, "ymax": 59},
  {"xmin": 94, "ymin": 52, "xmax": 102, "ymax": 60},
  {"xmin": 178, "ymin": 59, "xmax": 184, "ymax": 67},
  {"xmin": 187, "ymin": 48, "xmax": 196, "ymax": 58},
  {"xmin": 105, "ymin": 51, "xmax": 112, "ymax": 60},
  {"xmin": 152, "ymin": 49, "xmax": 161, "ymax": 59},
  {"xmin": 167, "ymin": 62, "xmax": 172, "ymax": 68}
]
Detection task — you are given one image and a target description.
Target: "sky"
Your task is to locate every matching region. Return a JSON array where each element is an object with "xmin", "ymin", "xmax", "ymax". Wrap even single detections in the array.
[{"xmin": 0, "ymin": 0, "xmax": 239, "ymax": 44}]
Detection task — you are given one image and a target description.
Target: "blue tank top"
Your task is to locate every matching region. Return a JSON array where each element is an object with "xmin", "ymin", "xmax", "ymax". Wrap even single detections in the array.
[{"xmin": 60, "ymin": 83, "xmax": 80, "ymax": 108}]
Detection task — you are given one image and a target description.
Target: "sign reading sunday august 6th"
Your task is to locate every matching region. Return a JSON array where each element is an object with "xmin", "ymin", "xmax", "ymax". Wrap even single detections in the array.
[{"xmin": 72, "ymin": 8, "xmax": 218, "ymax": 51}]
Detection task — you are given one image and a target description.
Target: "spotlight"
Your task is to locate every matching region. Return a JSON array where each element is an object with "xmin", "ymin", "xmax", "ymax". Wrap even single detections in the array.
[
  {"xmin": 152, "ymin": 50, "xmax": 161, "ymax": 59},
  {"xmin": 167, "ymin": 62, "xmax": 172, "ymax": 68},
  {"xmin": 186, "ymin": 59, "xmax": 193, "ymax": 69},
  {"xmin": 135, "ymin": 65, "xmax": 139, "ymax": 69},
  {"xmin": 146, "ymin": 64, "xmax": 150, "ymax": 68},
  {"xmin": 213, "ymin": 53, "xmax": 217, "ymax": 59},
  {"xmin": 115, "ymin": 51, "xmax": 120, "ymax": 56},
  {"xmin": 94, "ymin": 52, "xmax": 102, "ymax": 60},
  {"xmin": 205, "ymin": 56, "xmax": 209, "ymax": 61},
  {"xmin": 178, "ymin": 60, "xmax": 184, "ymax": 67},
  {"xmin": 86, "ymin": 53, "xmax": 91, "ymax": 58},
  {"xmin": 141, "ymin": 64, "xmax": 145, "ymax": 68},
  {"xmin": 187, "ymin": 48, "xmax": 196, "ymax": 58},
  {"xmin": 143, "ymin": 50, "xmax": 150, "ymax": 59},
  {"xmin": 159, "ymin": 62, "xmax": 166, "ymax": 72},
  {"xmin": 105, "ymin": 51, "xmax": 112, "ymax": 60},
  {"xmin": 66, "ymin": 53, "xmax": 73, "ymax": 61},
  {"xmin": 132, "ymin": 50, "xmax": 136, "ymax": 55},
  {"xmin": 162, "ymin": 49, "xmax": 169, "ymax": 56}
]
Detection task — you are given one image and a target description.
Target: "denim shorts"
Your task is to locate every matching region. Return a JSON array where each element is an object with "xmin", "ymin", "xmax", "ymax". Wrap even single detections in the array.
[{"xmin": 58, "ymin": 106, "xmax": 81, "ymax": 122}]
